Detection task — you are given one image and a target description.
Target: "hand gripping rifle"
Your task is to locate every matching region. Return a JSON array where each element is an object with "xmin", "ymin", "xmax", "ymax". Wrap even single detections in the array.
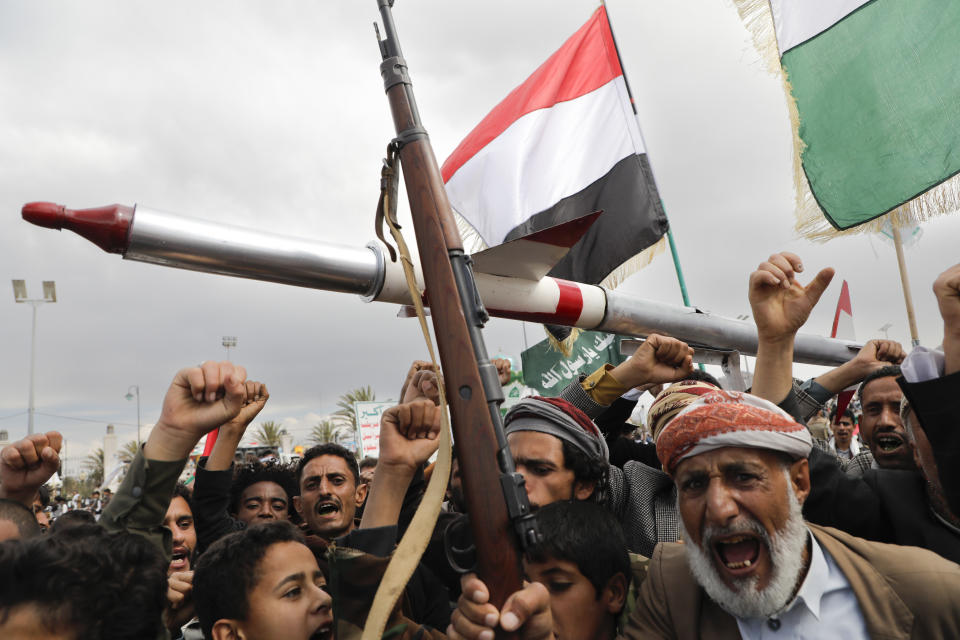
[{"xmin": 374, "ymin": 0, "xmax": 540, "ymax": 625}]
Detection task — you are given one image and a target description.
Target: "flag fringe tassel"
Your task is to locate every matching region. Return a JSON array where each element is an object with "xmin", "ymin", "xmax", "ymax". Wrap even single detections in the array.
[
  {"xmin": 731, "ymin": 0, "xmax": 960, "ymax": 241},
  {"xmin": 599, "ymin": 234, "xmax": 667, "ymax": 290},
  {"xmin": 545, "ymin": 327, "xmax": 582, "ymax": 358},
  {"xmin": 454, "ymin": 210, "xmax": 489, "ymax": 255}
]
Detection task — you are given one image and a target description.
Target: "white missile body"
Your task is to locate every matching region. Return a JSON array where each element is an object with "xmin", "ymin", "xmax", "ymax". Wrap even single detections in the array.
[{"xmin": 22, "ymin": 202, "xmax": 859, "ymax": 366}]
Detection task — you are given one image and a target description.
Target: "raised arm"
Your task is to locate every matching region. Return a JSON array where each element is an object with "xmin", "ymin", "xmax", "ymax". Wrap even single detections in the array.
[
  {"xmin": 205, "ymin": 380, "xmax": 269, "ymax": 471},
  {"xmin": 812, "ymin": 339, "xmax": 906, "ymax": 395},
  {"xmin": 100, "ymin": 361, "xmax": 247, "ymax": 555},
  {"xmin": 192, "ymin": 380, "xmax": 269, "ymax": 554},
  {"xmin": 749, "ymin": 252, "xmax": 834, "ymax": 404},
  {"xmin": 934, "ymin": 262, "xmax": 960, "ymax": 375},
  {"xmin": 360, "ymin": 398, "xmax": 441, "ymax": 530},
  {"xmin": 561, "ymin": 334, "xmax": 693, "ymax": 419}
]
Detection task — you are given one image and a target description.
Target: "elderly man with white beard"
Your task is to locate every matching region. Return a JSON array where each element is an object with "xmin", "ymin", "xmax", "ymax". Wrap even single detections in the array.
[
  {"xmin": 448, "ymin": 390, "xmax": 960, "ymax": 640},
  {"xmin": 624, "ymin": 389, "xmax": 960, "ymax": 639}
]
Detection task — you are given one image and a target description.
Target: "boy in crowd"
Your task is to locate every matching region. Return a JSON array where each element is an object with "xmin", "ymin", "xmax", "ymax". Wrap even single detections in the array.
[
  {"xmin": 193, "ymin": 521, "xmax": 333, "ymax": 640},
  {"xmin": 523, "ymin": 500, "xmax": 632, "ymax": 640}
]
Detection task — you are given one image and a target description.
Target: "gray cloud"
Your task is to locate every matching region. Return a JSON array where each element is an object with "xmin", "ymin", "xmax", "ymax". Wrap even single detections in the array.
[{"xmin": 1, "ymin": 1, "xmax": 956, "ymax": 460}]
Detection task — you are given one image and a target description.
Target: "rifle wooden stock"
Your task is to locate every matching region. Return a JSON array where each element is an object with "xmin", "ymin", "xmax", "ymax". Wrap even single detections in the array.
[{"xmin": 379, "ymin": 21, "xmax": 526, "ymax": 630}]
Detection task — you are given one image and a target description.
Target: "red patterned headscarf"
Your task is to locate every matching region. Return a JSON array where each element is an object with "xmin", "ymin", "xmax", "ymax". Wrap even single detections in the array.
[
  {"xmin": 647, "ymin": 380, "xmax": 721, "ymax": 442},
  {"xmin": 655, "ymin": 390, "xmax": 811, "ymax": 476}
]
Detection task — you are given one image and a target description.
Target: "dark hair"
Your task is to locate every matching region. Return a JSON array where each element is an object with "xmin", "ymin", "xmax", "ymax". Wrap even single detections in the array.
[
  {"xmin": 681, "ymin": 369, "xmax": 722, "ymax": 389},
  {"xmin": 529, "ymin": 501, "xmax": 630, "ymax": 600},
  {"xmin": 359, "ymin": 456, "xmax": 378, "ymax": 471},
  {"xmin": 194, "ymin": 520, "xmax": 306, "ymax": 639},
  {"xmin": 857, "ymin": 365, "xmax": 901, "ymax": 400},
  {"xmin": 829, "ymin": 406, "xmax": 855, "ymax": 423},
  {"xmin": 297, "ymin": 443, "xmax": 359, "ymax": 486},
  {"xmin": 0, "ymin": 499, "xmax": 41, "ymax": 539},
  {"xmin": 50, "ymin": 509, "xmax": 96, "ymax": 535},
  {"xmin": 560, "ymin": 440, "xmax": 608, "ymax": 504},
  {"xmin": 36, "ymin": 485, "xmax": 51, "ymax": 508},
  {"xmin": 171, "ymin": 482, "xmax": 194, "ymax": 515},
  {"xmin": 230, "ymin": 460, "xmax": 300, "ymax": 521},
  {"xmin": 0, "ymin": 524, "xmax": 167, "ymax": 639}
]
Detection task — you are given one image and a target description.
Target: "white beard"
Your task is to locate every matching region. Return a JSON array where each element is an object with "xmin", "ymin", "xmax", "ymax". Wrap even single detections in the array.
[{"xmin": 678, "ymin": 473, "xmax": 809, "ymax": 620}]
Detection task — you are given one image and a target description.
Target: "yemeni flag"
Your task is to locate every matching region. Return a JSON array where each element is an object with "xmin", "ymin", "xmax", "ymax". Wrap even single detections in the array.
[
  {"xmin": 441, "ymin": 6, "xmax": 668, "ymax": 285},
  {"xmin": 745, "ymin": 0, "xmax": 960, "ymax": 233}
]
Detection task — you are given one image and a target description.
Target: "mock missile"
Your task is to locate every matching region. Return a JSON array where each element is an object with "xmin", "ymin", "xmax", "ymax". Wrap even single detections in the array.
[{"xmin": 22, "ymin": 201, "xmax": 859, "ymax": 366}]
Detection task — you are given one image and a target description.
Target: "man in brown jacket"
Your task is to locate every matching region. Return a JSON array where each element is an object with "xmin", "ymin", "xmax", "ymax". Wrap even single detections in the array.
[{"xmin": 450, "ymin": 390, "xmax": 960, "ymax": 640}]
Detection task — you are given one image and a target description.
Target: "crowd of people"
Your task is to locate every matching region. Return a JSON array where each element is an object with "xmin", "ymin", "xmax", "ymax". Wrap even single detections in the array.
[{"xmin": 0, "ymin": 252, "xmax": 958, "ymax": 639}]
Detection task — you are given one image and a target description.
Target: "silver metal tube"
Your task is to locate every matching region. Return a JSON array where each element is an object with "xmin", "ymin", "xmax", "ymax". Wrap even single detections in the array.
[
  {"xmin": 126, "ymin": 206, "xmax": 387, "ymax": 299},
  {"xmin": 25, "ymin": 202, "xmax": 861, "ymax": 367},
  {"xmin": 599, "ymin": 288, "xmax": 860, "ymax": 366}
]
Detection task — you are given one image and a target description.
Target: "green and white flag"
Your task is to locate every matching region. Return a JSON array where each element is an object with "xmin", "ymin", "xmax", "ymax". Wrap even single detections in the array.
[{"xmin": 735, "ymin": 0, "xmax": 960, "ymax": 236}]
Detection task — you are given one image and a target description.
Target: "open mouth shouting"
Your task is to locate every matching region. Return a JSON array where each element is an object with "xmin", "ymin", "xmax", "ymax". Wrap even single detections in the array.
[
  {"xmin": 314, "ymin": 499, "xmax": 341, "ymax": 519},
  {"xmin": 169, "ymin": 546, "xmax": 190, "ymax": 572},
  {"xmin": 875, "ymin": 432, "xmax": 904, "ymax": 454},
  {"xmin": 309, "ymin": 621, "xmax": 333, "ymax": 640},
  {"xmin": 714, "ymin": 534, "xmax": 762, "ymax": 574}
]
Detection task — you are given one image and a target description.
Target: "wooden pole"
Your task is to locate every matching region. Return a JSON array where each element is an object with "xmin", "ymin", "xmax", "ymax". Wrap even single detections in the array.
[{"xmin": 891, "ymin": 224, "xmax": 921, "ymax": 347}]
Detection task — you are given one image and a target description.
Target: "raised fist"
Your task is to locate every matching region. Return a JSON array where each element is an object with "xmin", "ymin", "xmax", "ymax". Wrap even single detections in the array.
[
  {"xmin": 611, "ymin": 334, "xmax": 694, "ymax": 389},
  {"xmin": 0, "ymin": 431, "xmax": 62, "ymax": 505}
]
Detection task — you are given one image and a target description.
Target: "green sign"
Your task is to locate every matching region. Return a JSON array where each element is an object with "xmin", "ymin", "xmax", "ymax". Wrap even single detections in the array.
[{"xmin": 521, "ymin": 331, "xmax": 626, "ymax": 397}]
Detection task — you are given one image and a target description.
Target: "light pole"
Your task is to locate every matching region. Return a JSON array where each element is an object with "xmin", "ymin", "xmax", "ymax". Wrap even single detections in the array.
[
  {"xmin": 222, "ymin": 336, "xmax": 237, "ymax": 361},
  {"xmin": 878, "ymin": 323, "xmax": 893, "ymax": 340},
  {"xmin": 12, "ymin": 280, "xmax": 57, "ymax": 435},
  {"xmin": 125, "ymin": 385, "xmax": 141, "ymax": 448}
]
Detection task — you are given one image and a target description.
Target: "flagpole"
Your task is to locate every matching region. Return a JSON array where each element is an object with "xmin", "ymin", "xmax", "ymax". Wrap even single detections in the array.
[
  {"xmin": 602, "ymin": 1, "xmax": 703, "ymax": 371},
  {"xmin": 890, "ymin": 223, "xmax": 921, "ymax": 347},
  {"xmin": 601, "ymin": 1, "xmax": 694, "ymax": 309}
]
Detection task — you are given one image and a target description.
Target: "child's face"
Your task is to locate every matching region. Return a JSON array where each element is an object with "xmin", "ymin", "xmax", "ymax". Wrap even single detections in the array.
[
  {"xmin": 525, "ymin": 557, "xmax": 621, "ymax": 640},
  {"xmin": 237, "ymin": 541, "xmax": 333, "ymax": 640}
]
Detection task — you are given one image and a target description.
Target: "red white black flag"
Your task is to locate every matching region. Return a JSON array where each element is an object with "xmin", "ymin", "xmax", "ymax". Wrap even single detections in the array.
[{"xmin": 441, "ymin": 6, "xmax": 668, "ymax": 285}]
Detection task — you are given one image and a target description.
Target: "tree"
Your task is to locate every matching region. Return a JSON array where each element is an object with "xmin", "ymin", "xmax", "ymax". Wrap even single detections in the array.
[
  {"xmin": 253, "ymin": 420, "xmax": 284, "ymax": 448},
  {"xmin": 310, "ymin": 419, "xmax": 347, "ymax": 445},
  {"xmin": 84, "ymin": 448, "xmax": 104, "ymax": 487},
  {"xmin": 119, "ymin": 440, "xmax": 140, "ymax": 464},
  {"xmin": 334, "ymin": 386, "xmax": 376, "ymax": 432}
]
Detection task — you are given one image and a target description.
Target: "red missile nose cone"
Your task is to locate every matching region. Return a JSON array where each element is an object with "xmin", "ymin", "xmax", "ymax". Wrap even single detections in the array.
[
  {"xmin": 21, "ymin": 201, "xmax": 134, "ymax": 254},
  {"xmin": 22, "ymin": 202, "xmax": 67, "ymax": 229}
]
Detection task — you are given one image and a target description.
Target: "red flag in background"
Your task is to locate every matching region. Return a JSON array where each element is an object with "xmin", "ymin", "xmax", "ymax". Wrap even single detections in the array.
[
  {"xmin": 442, "ymin": 6, "xmax": 668, "ymax": 287},
  {"xmin": 831, "ymin": 280, "xmax": 857, "ymax": 422}
]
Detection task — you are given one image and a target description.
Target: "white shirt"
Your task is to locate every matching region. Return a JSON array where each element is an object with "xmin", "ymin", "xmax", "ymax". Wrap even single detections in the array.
[
  {"xmin": 828, "ymin": 436, "xmax": 861, "ymax": 459},
  {"xmin": 735, "ymin": 531, "xmax": 869, "ymax": 640}
]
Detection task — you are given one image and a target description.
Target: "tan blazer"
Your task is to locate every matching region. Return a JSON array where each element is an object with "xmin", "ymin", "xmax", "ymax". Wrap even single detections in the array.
[{"xmin": 623, "ymin": 523, "xmax": 960, "ymax": 639}]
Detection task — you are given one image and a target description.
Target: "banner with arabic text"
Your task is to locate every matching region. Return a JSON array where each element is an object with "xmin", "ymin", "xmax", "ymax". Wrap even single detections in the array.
[
  {"xmin": 521, "ymin": 331, "xmax": 625, "ymax": 396},
  {"xmin": 353, "ymin": 401, "xmax": 394, "ymax": 458}
]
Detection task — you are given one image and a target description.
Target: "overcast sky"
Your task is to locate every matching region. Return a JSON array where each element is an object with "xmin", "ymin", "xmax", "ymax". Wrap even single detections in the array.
[{"xmin": 2, "ymin": 1, "xmax": 957, "ymax": 461}]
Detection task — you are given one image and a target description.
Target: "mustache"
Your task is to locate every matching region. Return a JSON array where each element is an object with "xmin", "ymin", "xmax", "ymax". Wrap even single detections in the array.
[
  {"xmin": 313, "ymin": 495, "xmax": 342, "ymax": 513},
  {"xmin": 701, "ymin": 516, "xmax": 770, "ymax": 550}
]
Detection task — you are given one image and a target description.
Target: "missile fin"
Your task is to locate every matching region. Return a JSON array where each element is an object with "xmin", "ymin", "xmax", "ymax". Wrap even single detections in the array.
[{"xmin": 470, "ymin": 210, "xmax": 602, "ymax": 281}]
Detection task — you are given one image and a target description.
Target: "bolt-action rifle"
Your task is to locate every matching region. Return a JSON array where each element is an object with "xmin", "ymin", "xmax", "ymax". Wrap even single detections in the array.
[{"xmin": 374, "ymin": 0, "xmax": 540, "ymax": 629}]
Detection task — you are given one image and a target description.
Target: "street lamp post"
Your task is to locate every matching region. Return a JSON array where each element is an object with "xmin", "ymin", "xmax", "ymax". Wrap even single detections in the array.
[
  {"xmin": 125, "ymin": 385, "xmax": 141, "ymax": 447},
  {"xmin": 12, "ymin": 280, "xmax": 57, "ymax": 435},
  {"xmin": 878, "ymin": 323, "xmax": 893, "ymax": 340},
  {"xmin": 222, "ymin": 336, "xmax": 237, "ymax": 361}
]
